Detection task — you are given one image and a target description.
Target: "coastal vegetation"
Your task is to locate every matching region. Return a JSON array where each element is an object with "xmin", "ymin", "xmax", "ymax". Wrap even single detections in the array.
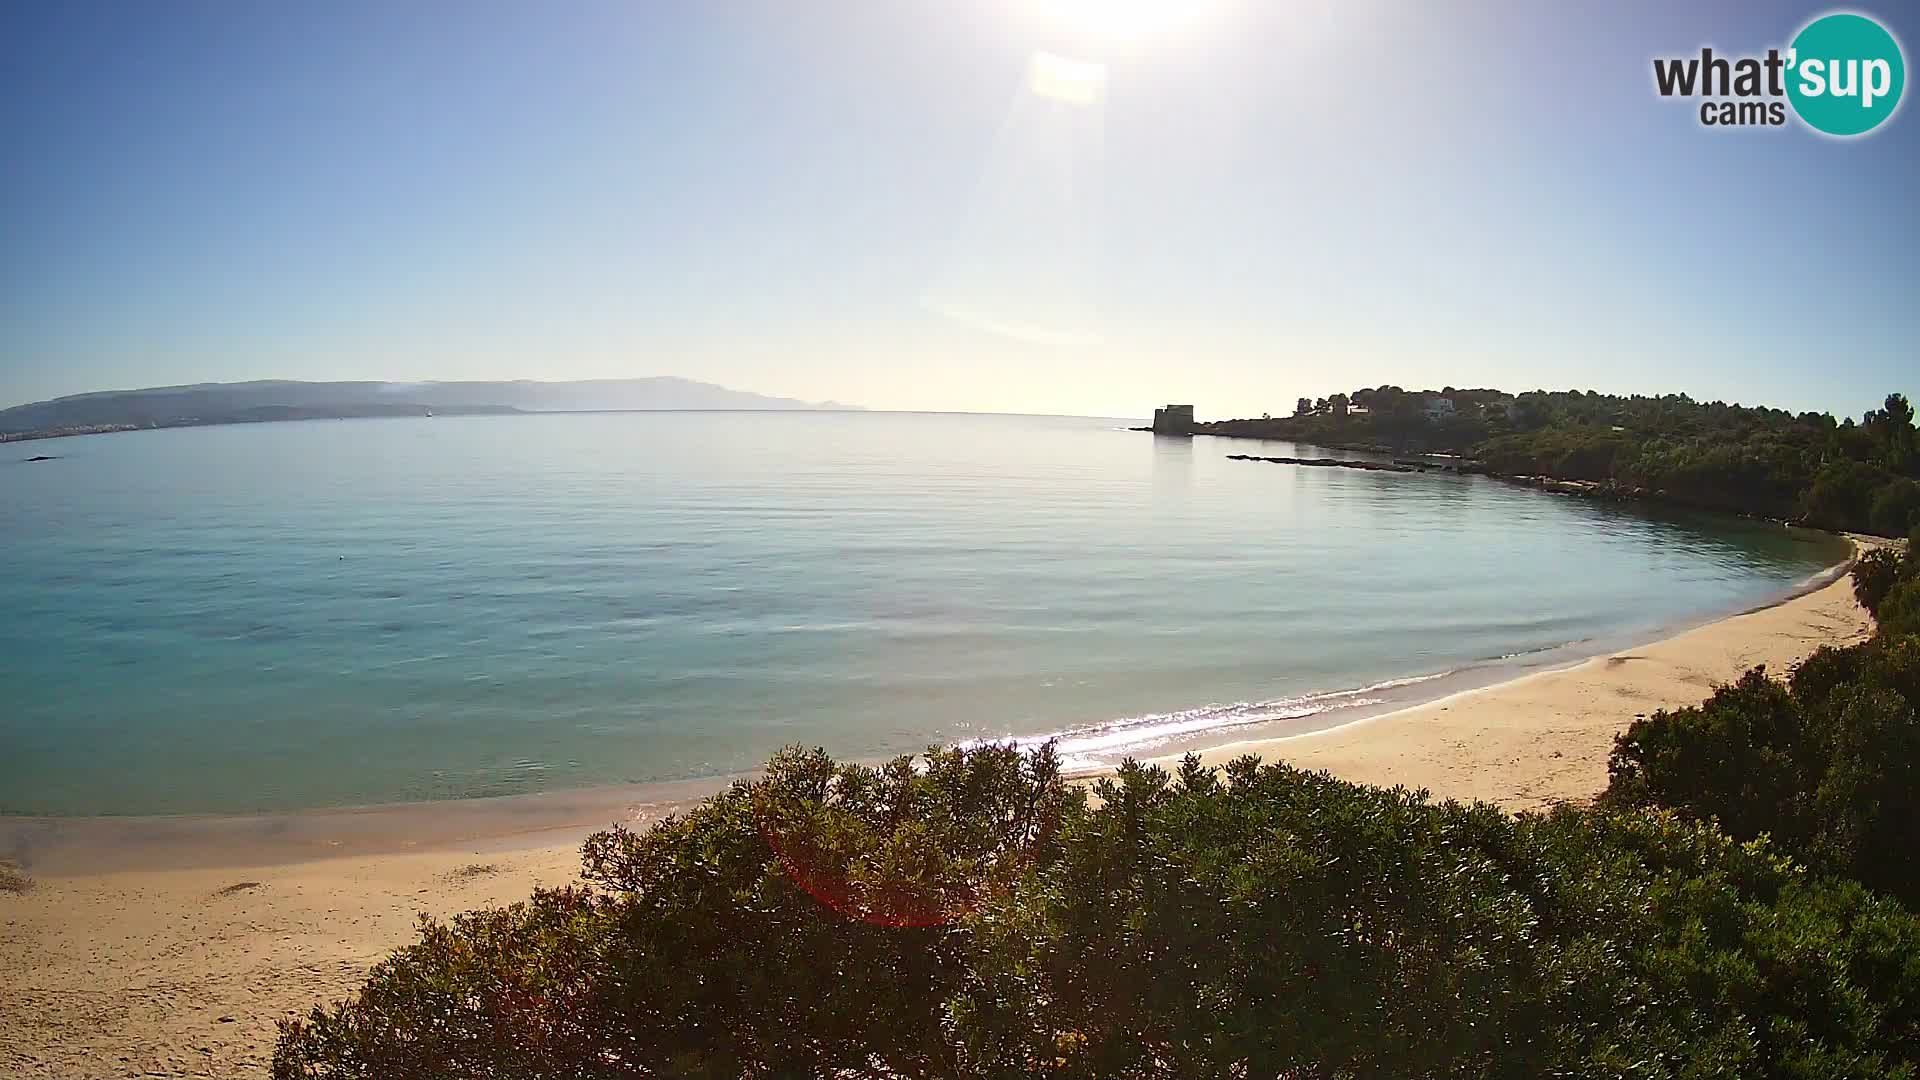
[
  {"xmin": 1206, "ymin": 387, "xmax": 1920, "ymax": 537},
  {"xmin": 1606, "ymin": 531, "xmax": 1920, "ymax": 906},
  {"xmin": 277, "ymin": 531, "xmax": 1920, "ymax": 1080}
]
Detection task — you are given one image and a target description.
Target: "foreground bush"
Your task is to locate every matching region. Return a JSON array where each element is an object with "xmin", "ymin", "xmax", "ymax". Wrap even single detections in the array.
[
  {"xmin": 276, "ymin": 746, "xmax": 1920, "ymax": 1079},
  {"xmin": 1869, "ymin": 529, "xmax": 1920, "ymax": 638},
  {"xmin": 276, "ymin": 743, "xmax": 1067, "ymax": 1079},
  {"xmin": 1853, "ymin": 530, "xmax": 1920, "ymax": 620}
]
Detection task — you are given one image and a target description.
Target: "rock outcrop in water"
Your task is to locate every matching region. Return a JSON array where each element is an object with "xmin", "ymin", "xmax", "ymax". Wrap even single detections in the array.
[{"xmin": 1226, "ymin": 454, "xmax": 1417, "ymax": 473}]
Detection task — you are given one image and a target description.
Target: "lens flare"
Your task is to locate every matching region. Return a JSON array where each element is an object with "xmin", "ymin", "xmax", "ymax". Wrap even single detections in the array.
[
  {"xmin": 923, "ymin": 51, "xmax": 1106, "ymax": 345},
  {"xmin": 1028, "ymin": 0, "xmax": 1219, "ymax": 45},
  {"xmin": 1028, "ymin": 50, "xmax": 1107, "ymax": 105}
]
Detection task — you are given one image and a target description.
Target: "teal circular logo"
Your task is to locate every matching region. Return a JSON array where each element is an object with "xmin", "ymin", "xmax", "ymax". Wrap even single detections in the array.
[{"xmin": 1787, "ymin": 12, "xmax": 1905, "ymax": 136}]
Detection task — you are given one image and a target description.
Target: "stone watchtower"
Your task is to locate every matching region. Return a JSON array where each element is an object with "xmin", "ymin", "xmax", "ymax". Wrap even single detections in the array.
[{"xmin": 1151, "ymin": 404, "xmax": 1196, "ymax": 435}]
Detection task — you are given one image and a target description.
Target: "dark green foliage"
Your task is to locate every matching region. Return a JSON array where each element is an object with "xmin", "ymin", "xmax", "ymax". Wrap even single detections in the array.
[
  {"xmin": 275, "ymin": 743, "xmax": 1071, "ymax": 1080},
  {"xmin": 1880, "ymin": 578, "xmax": 1920, "ymax": 638},
  {"xmin": 1480, "ymin": 427, "xmax": 1632, "ymax": 483},
  {"xmin": 1850, "ymin": 539, "xmax": 1920, "ymax": 632},
  {"xmin": 1606, "ymin": 545, "xmax": 1920, "ymax": 907},
  {"xmin": 1208, "ymin": 387, "xmax": 1919, "ymax": 535},
  {"xmin": 1605, "ymin": 667, "xmax": 1821, "ymax": 850},
  {"xmin": 1870, "ymin": 478, "xmax": 1920, "ymax": 536},
  {"xmin": 1867, "ymin": 394, "xmax": 1918, "ymax": 474},
  {"xmin": 959, "ymin": 758, "xmax": 1920, "ymax": 1079},
  {"xmin": 1803, "ymin": 460, "xmax": 1901, "ymax": 533},
  {"xmin": 272, "ymin": 887, "xmax": 625, "ymax": 1078},
  {"xmin": 1607, "ymin": 638, "xmax": 1920, "ymax": 905},
  {"xmin": 1854, "ymin": 549, "xmax": 1906, "ymax": 614},
  {"xmin": 277, "ymin": 744, "xmax": 1920, "ymax": 1079}
]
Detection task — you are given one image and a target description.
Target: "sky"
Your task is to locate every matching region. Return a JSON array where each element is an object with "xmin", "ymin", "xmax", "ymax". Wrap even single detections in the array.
[{"xmin": 2, "ymin": 0, "xmax": 1915, "ymax": 420}]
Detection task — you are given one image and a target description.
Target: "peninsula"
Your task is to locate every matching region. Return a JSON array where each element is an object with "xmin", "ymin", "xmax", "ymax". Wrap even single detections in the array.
[
  {"xmin": 1157, "ymin": 386, "xmax": 1920, "ymax": 539},
  {"xmin": 0, "ymin": 377, "xmax": 855, "ymax": 443}
]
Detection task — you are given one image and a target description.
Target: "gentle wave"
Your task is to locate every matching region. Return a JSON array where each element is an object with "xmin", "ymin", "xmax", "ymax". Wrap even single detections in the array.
[
  {"xmin": 0, "ymin": 412, "xmax": 1851, "ymax": 814},
  {"xmin": 1489, "ymin": 640, "xmax": 1584, "ymax": 661},
  {"xmin": 970, "ymin": 670, "xmax": 1456, "ymax": 771}
]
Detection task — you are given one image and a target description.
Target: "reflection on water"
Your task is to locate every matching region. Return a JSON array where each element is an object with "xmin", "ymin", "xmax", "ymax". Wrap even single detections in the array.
[{"xmin": 0, "ymin": 412, "xmax": 1849, "ymax": 814}]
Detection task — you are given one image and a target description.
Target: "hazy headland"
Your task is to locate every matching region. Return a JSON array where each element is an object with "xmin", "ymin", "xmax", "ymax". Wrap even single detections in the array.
[{"xmin": 0, "ymin": 376, "xmax": 856, "ymax": 443}]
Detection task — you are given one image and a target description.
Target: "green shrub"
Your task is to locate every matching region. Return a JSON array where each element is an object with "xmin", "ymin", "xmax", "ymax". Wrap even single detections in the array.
[
  {"xmin": 1605, "ymin": 667, "xmax": 1820, "ymax": 849},
  {"xmin": 1852, "ymin": 537, "xmax": 1920, "ymax": 629},
  {"xmin": 271, "ymin": 888, "xmax": 623, "ymax": 1078},
  {"xmin": 1803, "ymin": 461, "xmax": 1898, "ymax": 533},
  {"xmin": 1855, "ymin": 549, "xmax": 1906, "ymax": 614},
  {"xmin": 1871, "ymin": 479, "xmax": 1920, "ymax": 536},
  {"xmin": 960, "ymin": 758, "xmax": 1920, "ymax": 1078},
  {"xmin": 1880, "ymin": 578, "xmax": 1920, "ymax": 639},
  {"xmin": 275, "ymin": 743, "xmax": 1071, "ymax": 1080},
  {"xmin": 276, "ymin": 747, "xmax": 1920, "ymax": 1079},
  {"xmin": 1607, "ymin": 635, "xmax": 1920, "ymax": 908}
]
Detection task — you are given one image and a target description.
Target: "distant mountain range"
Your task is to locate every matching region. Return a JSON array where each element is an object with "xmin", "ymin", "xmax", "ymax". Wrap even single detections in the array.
[{"xmin": 0, "ymin": 378, "xmax": 856, "ymax": 440}]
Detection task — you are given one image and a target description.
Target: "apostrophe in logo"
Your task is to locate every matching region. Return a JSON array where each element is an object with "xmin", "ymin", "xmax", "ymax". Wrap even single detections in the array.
[
  {"xmin": 1785, "ymin": 12, "xmax": 1905, "ymax": 136},
  {"xmin": 1652, "ymin": 10, "xmax": 1905, "ymax": 137}
]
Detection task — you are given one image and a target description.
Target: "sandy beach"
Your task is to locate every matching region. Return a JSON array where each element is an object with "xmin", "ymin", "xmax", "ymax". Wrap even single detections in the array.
[
  {"xmin": 0, "ymin": 569, "xmax": 1876, "ymax": 1077},
  {"xmin": 1143, "ymin": 566, "xmax": 1875, "ymax": 808}
]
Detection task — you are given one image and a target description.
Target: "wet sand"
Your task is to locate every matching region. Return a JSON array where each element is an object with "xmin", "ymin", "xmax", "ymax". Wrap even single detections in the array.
[{"xmin": 0, "ymin": 569, "xmax": 1875, "ymax": 1077}]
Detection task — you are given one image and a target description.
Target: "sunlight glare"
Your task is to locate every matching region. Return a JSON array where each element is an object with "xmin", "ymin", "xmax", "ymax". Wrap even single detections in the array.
[
  {"xmin": 1029, "ymin": 0, "xmax": 1216, "ymax": 44},
  {"xmin": 1029, "ymin": 51, "xmax": 1107, "ymax": 106}
]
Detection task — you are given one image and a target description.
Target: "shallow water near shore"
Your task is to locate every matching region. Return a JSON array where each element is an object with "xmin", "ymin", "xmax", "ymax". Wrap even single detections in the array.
[{"xmin": 1, "ymin": 411, "xmax": 1850, "ymax": 816}]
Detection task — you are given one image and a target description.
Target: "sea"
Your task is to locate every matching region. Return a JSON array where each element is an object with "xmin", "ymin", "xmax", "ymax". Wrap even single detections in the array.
[{"xmin": 0, "ymin": 411, "xmax": 1851, "ymax": 816}]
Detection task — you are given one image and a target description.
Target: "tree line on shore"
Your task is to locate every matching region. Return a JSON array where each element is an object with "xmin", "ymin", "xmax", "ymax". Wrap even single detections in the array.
[
  {"xmin": 274, "ymin": 537, "xmax": 1920, "ymax": 1078},
  {"xmin": 1221, "ymin": 387, "xmax": 1920, "ymax": 537}
]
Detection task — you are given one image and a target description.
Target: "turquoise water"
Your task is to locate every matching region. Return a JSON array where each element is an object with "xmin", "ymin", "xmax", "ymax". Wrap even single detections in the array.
[{"xmin": 1, "ymin": 412, "xmax": 1847, "ymax": 816}]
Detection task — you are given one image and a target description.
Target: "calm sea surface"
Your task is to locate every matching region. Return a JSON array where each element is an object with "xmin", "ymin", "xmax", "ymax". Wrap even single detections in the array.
[{"xmin": 1, "ymin": 411, "xmax": 1848, "ymax": 815}]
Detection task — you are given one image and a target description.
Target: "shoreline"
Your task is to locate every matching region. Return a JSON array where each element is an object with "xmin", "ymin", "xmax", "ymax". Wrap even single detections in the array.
[
  {"xmin": 1142, "ymin": 556, "xmax": 1873, "ymax": 809},
  {"xmin": 0, "ymin": 552, "xmax": 1877, "ymax": 1076},
  {"xmin": 1183, "ymin": 428, "xmax": 1913, "ymax": 542},
  {"xmin": 0, "ymin": 540, "xmax": 1860, "ymax": 878},
  {"xmin": 1065, "ymin": 541, "xmax": 1856, "ymax": 774}
]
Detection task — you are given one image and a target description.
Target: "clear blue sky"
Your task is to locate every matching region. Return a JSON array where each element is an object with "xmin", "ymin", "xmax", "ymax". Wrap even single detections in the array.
[{"xmin": 2, "ymin": 1, "xmax": 1914, "ymax": 419}]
